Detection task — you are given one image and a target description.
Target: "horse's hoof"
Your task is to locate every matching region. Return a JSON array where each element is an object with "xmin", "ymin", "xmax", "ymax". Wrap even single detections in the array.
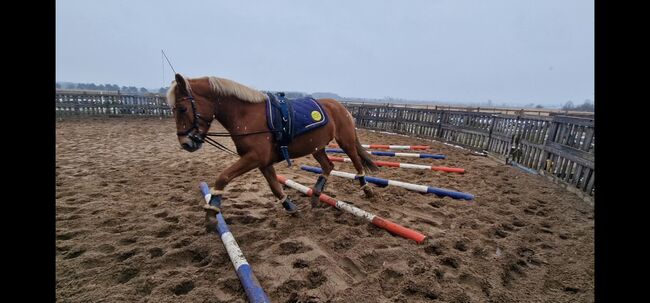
[
  {"xmin": 282, "ymin": 199, "xmax": 298, "ymax": 214},
  {"xmin": 203, "ymin": 205, "xmax": 220, "ymax": 233},
  {"xmin": 311, "ymin": 176, "xmax": 327, "ymax": 208},
  {"xmin": 204, "ymin": 214, "xmax": 218, "ymax": 233},
  {"xmin": 363, "ymin": 186, "xmax": 374, "ymax": 198},
  {"xmin": 310, "ymin": 194, "xmax": 321, "ymax": 208},
  {"xmin": 203, "ymin": 204, "xmax": 221, "ymax": 215}
]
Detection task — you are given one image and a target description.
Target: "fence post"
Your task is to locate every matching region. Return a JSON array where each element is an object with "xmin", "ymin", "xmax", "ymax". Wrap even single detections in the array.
[
  {"xmin": 74, "ymin": 95, "xmax": 80, "ymax": 116},
  {"xmin": 541, "ymin": 118, "xmax": 560, "ymax": 172},
  {"xmin": 436, "ymin": 110, "xmax": 445, "ymax": 139},
  {"xmin": 506, "ymin": 114, "xmax": 523, "ymax": 164},
  {"xmin": 485, "ymin": 115, "xmax": 496, "ymax": 151}
]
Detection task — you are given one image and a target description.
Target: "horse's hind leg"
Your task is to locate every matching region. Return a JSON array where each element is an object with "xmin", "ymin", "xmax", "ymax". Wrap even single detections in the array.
[
  {"xmin": 259, "ymin": 165, "xmax": 297, "ymax": 214},
  {"xmin": 310, "ymin": 148, "xmax": 334, "ymax": 208},
  {"xmin": 335, "ymin": 139, "xmax": 374, "ymax": 198}
]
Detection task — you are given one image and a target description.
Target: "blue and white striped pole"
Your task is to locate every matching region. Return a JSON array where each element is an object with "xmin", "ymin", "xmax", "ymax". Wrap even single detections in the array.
[
  {"xmin": 199, "ymin": 182, "xmax": 271, "ymax": 303},
  {"xmin": 509, "ymin": 162, "xmax": 539, "ymax": 175},
  {"xmin": 325, "ymin": 148, "xmax": 446, "ymax": 159},
  {"xmin": 299, "ymin": 166, "xmax": 474, "ymax": 200}
]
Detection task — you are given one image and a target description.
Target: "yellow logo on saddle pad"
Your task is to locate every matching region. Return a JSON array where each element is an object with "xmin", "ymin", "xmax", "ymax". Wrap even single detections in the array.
[{"xmin": 311, "ymin": 111, "xmax": 322, "ymax": 121}]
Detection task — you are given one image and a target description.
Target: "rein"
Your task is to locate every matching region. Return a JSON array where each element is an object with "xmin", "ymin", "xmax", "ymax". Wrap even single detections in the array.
[
  {"xmin": 202, "ymin": 136, "xmax": 238, "ymax": 155},
  {"xmin": 202, "ymin": 130, "xmax": 276, "ymax": 156},
  {"xmin": 205, "ymin": 130, "xmax": 274, "ymax": 137}
]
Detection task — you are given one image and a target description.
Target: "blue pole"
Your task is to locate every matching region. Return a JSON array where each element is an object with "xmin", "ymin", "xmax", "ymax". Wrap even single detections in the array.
[
  {"xmin": 199, "ymin": 182, "xmax": 271, "ymax": 303},
  {"xmin": 510, "ymin": 162, "xmax": 539, "ymax": 175}
]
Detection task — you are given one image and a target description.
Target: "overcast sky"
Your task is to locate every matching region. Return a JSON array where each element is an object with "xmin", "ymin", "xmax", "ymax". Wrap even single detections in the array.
[{"xmin": 56, "ymin": 0, "xmax": 593, "ymax": 106}]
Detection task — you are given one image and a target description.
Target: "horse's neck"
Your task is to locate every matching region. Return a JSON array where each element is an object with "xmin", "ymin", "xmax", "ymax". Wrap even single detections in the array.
[{"xmin": 212, "ymin": 96, "xmax": 263, "ymax": 133}]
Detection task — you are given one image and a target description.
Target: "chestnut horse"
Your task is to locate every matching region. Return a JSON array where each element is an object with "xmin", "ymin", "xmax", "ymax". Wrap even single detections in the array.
[{"xmin": 167, "ymin": 74, "xmax": 377, "ymax": 227}]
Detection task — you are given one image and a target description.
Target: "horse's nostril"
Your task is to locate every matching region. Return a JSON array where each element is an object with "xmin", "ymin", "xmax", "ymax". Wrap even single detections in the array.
[{"xmin": 182, "ymin": 142, "xmax": 192, "ymax": 149}]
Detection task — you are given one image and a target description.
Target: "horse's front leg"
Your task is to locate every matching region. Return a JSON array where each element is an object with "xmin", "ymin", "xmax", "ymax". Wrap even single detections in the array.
[
  {"xmin": 259, "ymin": 165, "xmax": 298, "ymax": 214},
  {"xmin": 204, "ymin": 154, "xmax": 260, "ymax": 231},
  {"xmin": 310, "ymin": 148, "xmax": 334, "ymax": 208}
]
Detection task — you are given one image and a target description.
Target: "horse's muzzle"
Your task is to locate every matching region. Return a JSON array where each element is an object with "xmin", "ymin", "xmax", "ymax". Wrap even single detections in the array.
[
  {"xmin": 181, "ymin": 140, "xmax": 202, "ymax": 152},
  {"xmin": 180, "ymin": 131, "xmax": 204, "ymax": 152}
]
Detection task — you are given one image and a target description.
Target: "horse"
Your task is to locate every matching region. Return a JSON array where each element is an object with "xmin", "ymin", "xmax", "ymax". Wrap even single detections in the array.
[{"xmin": 166, "ymin": 73, "xmax": 378, "ymax": 228}]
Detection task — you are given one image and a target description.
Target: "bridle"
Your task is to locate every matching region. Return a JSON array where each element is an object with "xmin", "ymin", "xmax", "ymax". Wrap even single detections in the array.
[
  {"xmin": 174, "ymin": 95, "xmax": 212, "ymax": 138},
  {"xmin": 173, "ymin": 80, "xmax": 237, "ymax": 155}
]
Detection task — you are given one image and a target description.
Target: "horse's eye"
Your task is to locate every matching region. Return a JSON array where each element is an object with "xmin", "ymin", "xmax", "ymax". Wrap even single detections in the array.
[{"xmin": 177, "ymin": 107, "xmax": 187, "ymax": 113}]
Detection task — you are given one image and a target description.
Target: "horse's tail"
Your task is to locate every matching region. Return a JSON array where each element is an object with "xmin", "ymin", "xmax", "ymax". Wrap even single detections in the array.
[{"xmin": 354, "ymin": 132, "xmax": 379, "ymax": 173}]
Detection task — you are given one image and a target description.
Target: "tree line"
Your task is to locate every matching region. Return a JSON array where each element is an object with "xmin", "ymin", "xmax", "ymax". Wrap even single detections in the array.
[
  {"xmin": 56, "ymin": 82, "xmax": 169, "ymax": 94},
  {"xmin": 561, "ymin": 100, "xmax": 594, "ymax": 112}
]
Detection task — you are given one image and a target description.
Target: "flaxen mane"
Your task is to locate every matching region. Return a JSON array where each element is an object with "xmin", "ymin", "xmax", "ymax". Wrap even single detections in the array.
[
  {"xmin": 208, "ymin": 77, "xmax": 266, "ymax": 103},
  {"xmin": 166, "ymin": 76, "xmax": 266, "ymax": 107}
]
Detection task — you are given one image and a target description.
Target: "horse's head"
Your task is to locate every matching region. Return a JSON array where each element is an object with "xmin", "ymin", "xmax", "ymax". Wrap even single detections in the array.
[{"xmin": 167, "ymin": 74, "xmax": 215, "ymax": 152}]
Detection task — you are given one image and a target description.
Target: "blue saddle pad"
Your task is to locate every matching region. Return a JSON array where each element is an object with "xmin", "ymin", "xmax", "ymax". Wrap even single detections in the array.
[{"xmin": 266, "ymin": 95, "xmax": 329, "ymax": 143}]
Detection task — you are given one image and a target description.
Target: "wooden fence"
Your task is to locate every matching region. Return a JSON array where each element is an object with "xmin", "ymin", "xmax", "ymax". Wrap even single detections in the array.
[
  {"xmin": 342, "ymin": 103, "xmax": 595, "ymax": 203},
  {"xmin": 55, "ymin": 90, "xmax": 172, "ymax": 117}
]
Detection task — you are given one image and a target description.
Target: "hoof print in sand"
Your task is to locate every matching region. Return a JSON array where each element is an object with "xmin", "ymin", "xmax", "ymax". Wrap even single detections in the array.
[
  {"xmin": 276, "ymin": 241, "xmax": 312, "ymax": 255},
  {"xmin": 171, "ymin": 280, "xmax": 195, "ymax": 296}
]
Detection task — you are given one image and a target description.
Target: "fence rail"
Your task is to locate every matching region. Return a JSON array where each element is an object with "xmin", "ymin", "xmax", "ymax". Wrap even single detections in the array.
[
  {"xmin": 339, "ymin": 101, "xmax": 595, "ymax": 118},
  {"xmin": 342, "ymin": 102, "xmax": 595, "ymax": 203},
  {"xmin": 56, "ymin": 90, "xmax": 172, "ymax": 117}
]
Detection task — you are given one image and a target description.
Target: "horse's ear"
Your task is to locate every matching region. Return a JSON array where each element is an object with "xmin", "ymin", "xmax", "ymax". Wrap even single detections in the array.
[{"xmin": 175, "ymin": 73, "xmax": 189, "ymax": 95}]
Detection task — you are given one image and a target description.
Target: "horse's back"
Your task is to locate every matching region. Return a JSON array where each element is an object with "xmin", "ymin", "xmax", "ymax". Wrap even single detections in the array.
[
  {"xmin": 315, "ymin": 98, "xmax": 343, "ymax": 107},
  {"xmin": 316, "ymin": 98, "xmax": 355, "ymax": 125}
]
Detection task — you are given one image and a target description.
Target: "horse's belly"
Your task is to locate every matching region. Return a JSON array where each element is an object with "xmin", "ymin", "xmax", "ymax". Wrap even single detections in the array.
[{"xmin": 288, "ymin": 125, "xmax": 334, "ymax": 158}]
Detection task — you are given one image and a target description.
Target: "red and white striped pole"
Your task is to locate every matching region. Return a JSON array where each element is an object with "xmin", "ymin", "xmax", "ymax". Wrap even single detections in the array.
[
  {"xmin": 328, "ymin": 156, "xmax": 466, "ymax": 174},
  {"xmin": 329, "ymin": 143, "xmax": 429, "ymax": 150},
  {"xmin": 276, "ymin": 175, "xmax": 426, "ymax": 244}
]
